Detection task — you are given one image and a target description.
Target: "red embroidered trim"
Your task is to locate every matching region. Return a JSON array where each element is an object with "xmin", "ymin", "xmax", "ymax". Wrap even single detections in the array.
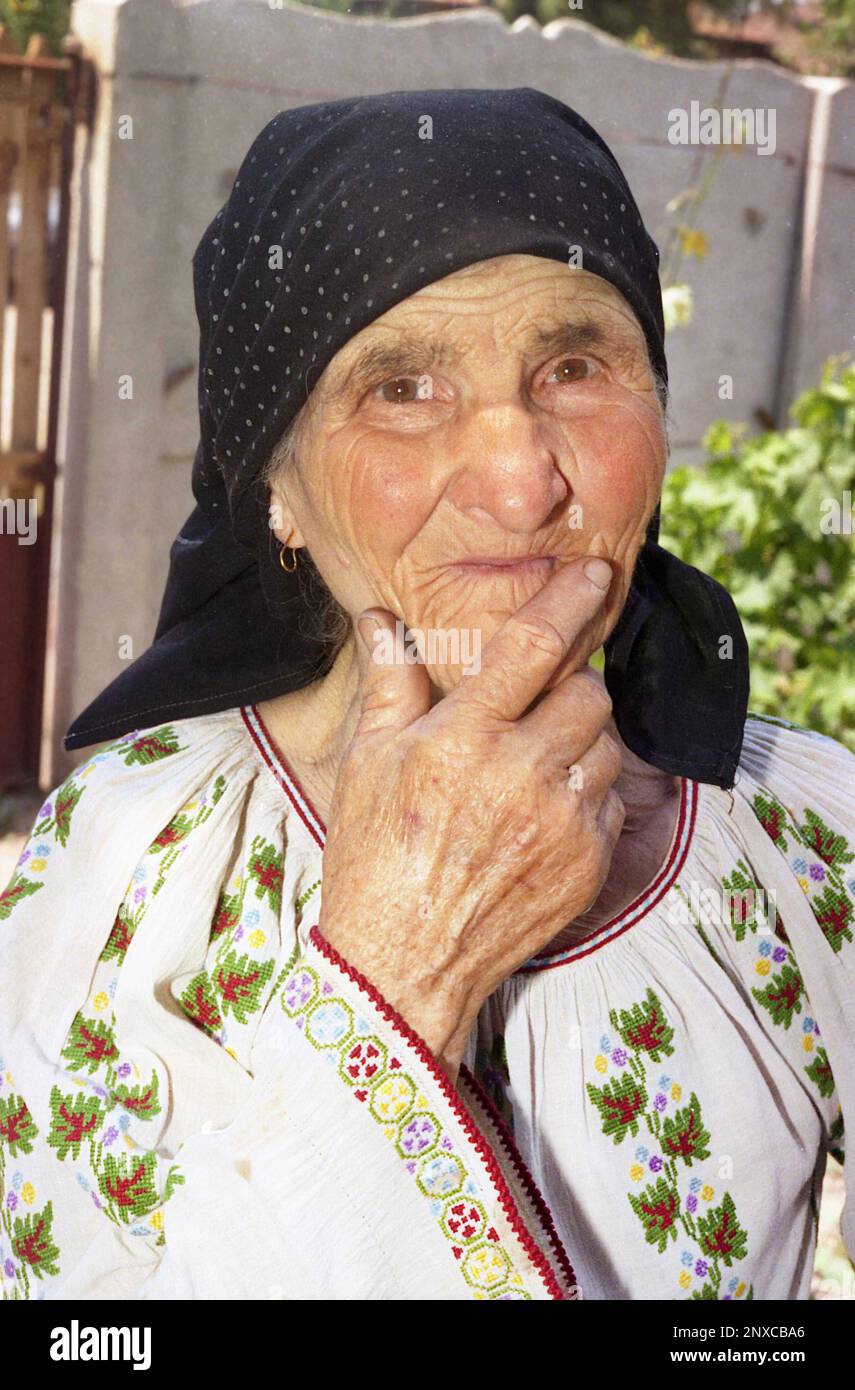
[
  {"xmin": 308, "ymin": 924, "xmax": 568, "ymax": 1301},
  {"xmin": 458, "ymin": 1062, "xmax": 579, "ymax": 1297},
  {"xmin": 241, "ymin": 705, "xmax": 328, "ymax": 845},
  {"xmin": 525, "ymin": 776, "xmax": 699, "ymax": 971}
]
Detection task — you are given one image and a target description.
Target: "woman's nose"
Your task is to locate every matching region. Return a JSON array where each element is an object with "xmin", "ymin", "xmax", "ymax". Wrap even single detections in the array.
[{"xmin": 444, "ymin": 402, "xmax": 571, "ymax": 533}]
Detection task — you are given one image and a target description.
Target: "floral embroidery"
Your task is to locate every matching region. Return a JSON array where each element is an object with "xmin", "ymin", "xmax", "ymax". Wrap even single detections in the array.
[
  {"xmin": 213, "ymin": 950, "xmax": 275, "ymax": 1025},
  {"xmin": 721, "ymin": 859, "xmax": 789, "ymax": 945},
  {"xmin": 2, "ymin": 755, "xmax": 229, "ymax": 1295},
  {"xmin": 0, "ymin": 870, "xmax": 43, "ymax": 921},
  {"xmin": 681, "ymin": 864, "xmax": 841, "ymax": 1109},
  {"xmin": 4, "ymin": 1199, "xmax": 60, "ymax": 1292},
  {"xmin": 177, "ymin": 833, "xmax": 283, "ymax": 1049},
  {"xmin": 0, "ymin": 1096, "xmax": 39, "ymax": 1160},
  {"xmin": 280, "ymin": 960, "xmax": 535, "ymax": 1299},
  {"xmin": 753, "ymin": 793, "xmax": 853, "ymax": 954},
  {"xmin": 32, "ymin": 777, "xmax": 85, "ymax": 848},
  {"xmin": 98, "ymin": 904, "xmax": 141, "ymax": 968},
  {"xmin": 146, "ymin": 775, "xmax": 227, "ymax": 896},
  {"xmin": 610, "ymin": 987, "xmax": 675, "ymax": 1062},
  {"xmin": 113, "ymin": 726, "xmax": 186, "ymax": 767},
  {"xmin": 44, "ymin": 1075, "xmax": 181, "ymax": 1232},
  {"xmin": 0, "ymin": 1084, "xmax": 62, "ymax": 1298},
  {"xmin": 586, "ymin": 991, "xmax": 753, "ymax": 1301},
  {"xmin": 179, "ymin": 972, "xmax": 224, "ymax": 1040}
]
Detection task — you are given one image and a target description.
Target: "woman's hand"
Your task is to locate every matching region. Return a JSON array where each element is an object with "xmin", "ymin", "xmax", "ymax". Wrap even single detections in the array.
[{"xmin": 316, "ymin": 557, "xmax": 625, "ymax": 1081}]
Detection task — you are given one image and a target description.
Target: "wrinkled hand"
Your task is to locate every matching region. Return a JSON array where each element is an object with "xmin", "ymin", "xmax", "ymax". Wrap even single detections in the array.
[{"xmin": 317, "ymin": 557, "xmax": 625, "ymax": 1080}]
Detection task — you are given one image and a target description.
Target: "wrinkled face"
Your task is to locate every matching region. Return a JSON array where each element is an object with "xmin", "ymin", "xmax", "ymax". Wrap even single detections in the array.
[{"xmin": 269, "ymin": 253, "xmax": 666, "ymax": 688}]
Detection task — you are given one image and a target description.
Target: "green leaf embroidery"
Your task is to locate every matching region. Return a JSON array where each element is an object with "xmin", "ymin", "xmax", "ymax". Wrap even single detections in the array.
[
  {"xmin": 0, "ymin": 1094, "xmax": 39, "ymax": 1158},
  {"xmin": 119, "ymin": 727, "xmax": 185, "ymax": 767},
  {"xmin": 627, "ymin": 1176, "xmax": 681, "ymax": 1254},
  {"xmin": 11, "ymin": 1200, "xmax": 60, "ymax": 1280},
  {"xmin": 96, "ymin": 1150, "xmax": 160, "ymax": 1225},
  {"xmin": 609, "ymin": 988, "xmax": 675, "ymax": 1062},
  {"xmin": 751, "ymin": 962, "xmax": 804, "ymax": 1029},
  {"xmin": 248, "ymin": 836, "xmax": 285, "ymax": 914},
  {"xmin": 696, "ymin": 1192, "xmax": 748, "ymax": 1268},
  {"xmin": 60, "ymin": 1013, "xmax": 119, "ymax": 1076},
  {"xmin": 178, "ymin": 971, "xmax": 224, "ymax": 1039},
  {"xmin": 213, "ymin": 950, "xmax": 276, "ymax": 1025},
  {"xmin": 804, "ymin": 1047, "xmax": 836, "ymax": 1100},
  {"xmin": 0, "ymin": 871, "xmax": 44, "ymax": 921},
  {"xmin": 47, "ymin": 1087, "xmax": 104, "ymax": 1161},
  {"xmin": 660, "ymin": 1093, "xmax": 711, "ymax": 1168},
  {"xmin": 587, "ymin": 1072, "xmax": 649, "ymax": 1145}
]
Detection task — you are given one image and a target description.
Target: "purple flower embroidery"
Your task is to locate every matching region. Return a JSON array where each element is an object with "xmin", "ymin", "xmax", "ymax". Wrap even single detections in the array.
[
  {"xmin": 102, "ymin": 1127, "xmax": 119, "ymax": 1147},
  {"xmin": 809, "ymin": 863, "xmax": 826, "ymax": 882},
  {"xmin": 773, "ymin": 946, "xmax": 787, "ymax": 962},
  {"xmin": 649, "ymin": 1155, "xmax": 663, "ymax": 1173},
  {"xmin": 5, "ymin": 1191, "xmax": 17, "ymax": 1212},
  {"xmin": 611, "ymin": 1047, "xmax": 627, "ymax": 1067},
  {"xmin": 686, "ymin": 1194, "xmax": 698, "ymax": 1213},
  {"xmin": 399, "ymin": 1115, "xmax": 438, "ymax": 1156},
  {"xmin": 38, "ymin": 802, "xmax": 51, "ymax": 819},
  {"xmin": 654, "ymin": 1093, "xmax": 667, "ymax": 1112},
  {"xmin": 117, "ymin": 1063, "xmax": 132, "ymax": 1079},
  {"xmin": 90, "ymin": 1191, "xmax": 102, "ymax": 1210},
  {"xmin": 284, "ymin": 972, "xmax": 314, "ymax": 1011},
  {"xmin": 3, "ymin": 1257, "xmax": 15, "ymax": 1279},
  {"xmin": 695, "ymin": 1259, "xmax": 708, "ymax": 1277}
]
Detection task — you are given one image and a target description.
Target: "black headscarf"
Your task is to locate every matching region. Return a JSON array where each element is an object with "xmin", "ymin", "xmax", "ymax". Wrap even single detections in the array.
[{"xmin": 65, "ymin": 87, "xmax": 749, "ymax": 787}]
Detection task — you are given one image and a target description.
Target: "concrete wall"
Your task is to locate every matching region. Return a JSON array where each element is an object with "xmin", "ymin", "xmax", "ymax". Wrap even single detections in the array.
[{"xmin": 43, "ymin": 0, "xmax": 854, "ymax": 780}]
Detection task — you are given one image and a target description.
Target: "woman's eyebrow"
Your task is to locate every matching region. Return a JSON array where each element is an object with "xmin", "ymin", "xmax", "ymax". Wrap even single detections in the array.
[{"xmin": 331, "ymin": 315, "xmax": 635, "ymax": 398}]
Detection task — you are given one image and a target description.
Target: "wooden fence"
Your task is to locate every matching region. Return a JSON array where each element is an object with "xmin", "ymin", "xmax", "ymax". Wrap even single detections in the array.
[{"xmin": 0, "ymin": 30, "xmax": 94, "ymax": 789}]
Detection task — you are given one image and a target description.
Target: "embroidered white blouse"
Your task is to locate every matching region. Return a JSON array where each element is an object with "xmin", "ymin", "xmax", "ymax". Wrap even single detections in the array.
[{"xmin": 1, "ymin": 707, "xmax": 852, "ymax": 1301}]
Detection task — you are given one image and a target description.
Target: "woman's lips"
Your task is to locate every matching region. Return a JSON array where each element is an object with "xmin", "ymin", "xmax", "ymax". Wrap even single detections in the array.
[{"xmin": 450, "ymin": 556, "xmax": 557, "ymax": 577}]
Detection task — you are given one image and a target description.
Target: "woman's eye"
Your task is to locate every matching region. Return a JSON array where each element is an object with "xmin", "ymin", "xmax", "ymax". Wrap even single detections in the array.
[
  {"xmin": 376, "ymin": 375, "xmax": 432, "ymax": 404},
  {"xmin": 546, "ymin": 356, "xmax": 600, "ymax": 385}
]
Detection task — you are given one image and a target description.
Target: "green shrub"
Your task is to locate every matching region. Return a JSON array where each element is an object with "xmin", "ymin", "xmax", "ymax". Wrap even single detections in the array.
[{"xmin": 660, "ymin": 356, "xmax": 855, "ymax": 750}]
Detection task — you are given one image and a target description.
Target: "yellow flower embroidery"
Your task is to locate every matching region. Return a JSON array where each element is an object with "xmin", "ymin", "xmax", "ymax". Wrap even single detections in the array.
[
  {"xmin": 21, "ymin": 1182, "xmax": 35, "ymax": 1205},
  {"xmin": 735, "ymin": 1281, "xmax": 746, "ymax": 1298},
  {"xmin": 671, "ymin": 1084, "xmax": 681, "ymax": 1102},
  {"xmin": 594, "ymin": 1054, "xmax": 607, "ymax": 1073},
  {"xmin": 249, "ymin": 929, "xmax": 266, "ymax": 950},
  {"xmin": 701, "ymin": 1184, "xmax": 714, "ymax": 1201},
  {"xmin": 629, "ymin": 1163, "xmax": 644, "ymax": 1182},
  {"xmin": 797, "ymin": 876, "xmax": 810, "ymax": 895},
  {"xmin": 755, "ymin": 959, "xmax": 770, "ymax": 976},
  {"xmin": 93, "ymin": 991, "xmax": 109, "ymax": 1012},
  {"xmin": 149, "ymin": 1211, "xmax": 164, "ymax": 1231},
  {"xmin": 30, "ymin": 858, "xmax": 47, "ymax": 873},
  {"xmin": 803, "ymin": 1036, "xmax": 814, "ymax": 1053},
  {"xmin": 678, "ymin": 1269, "xmax": 691, "ymax": 1289}
]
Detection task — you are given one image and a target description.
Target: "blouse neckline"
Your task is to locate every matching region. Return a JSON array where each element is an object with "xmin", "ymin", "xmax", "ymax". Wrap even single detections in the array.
[{"xmin": 241, "ymin": 702, "xmax": 699, "ymax": 974}]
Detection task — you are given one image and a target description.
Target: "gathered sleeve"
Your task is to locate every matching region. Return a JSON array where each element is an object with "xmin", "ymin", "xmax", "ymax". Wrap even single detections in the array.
[
  {"xmin": 0, "ymin": 713, "xmax": 575, "ymax": 1301},
  {"xmin": 694, "ymin": 715, "xmax": 855, "ymax": 1259}
]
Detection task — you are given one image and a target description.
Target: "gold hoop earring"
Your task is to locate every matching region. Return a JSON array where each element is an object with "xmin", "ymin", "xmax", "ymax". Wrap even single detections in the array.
[{"xmin": 279, "ymin": 543, "xmax": 299, "ymax": 573}]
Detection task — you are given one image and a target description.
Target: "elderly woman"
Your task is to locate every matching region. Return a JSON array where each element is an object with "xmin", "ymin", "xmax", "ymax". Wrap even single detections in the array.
[{"xmin": 1, "ymin": 88, "xmax": 852, "ymax": 1303}]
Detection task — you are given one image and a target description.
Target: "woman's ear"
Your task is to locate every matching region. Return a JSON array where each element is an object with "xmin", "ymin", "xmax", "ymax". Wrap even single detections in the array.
[{"xmin": 267, "ymin": 486, "xmax": 305, "ymax": 549}]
